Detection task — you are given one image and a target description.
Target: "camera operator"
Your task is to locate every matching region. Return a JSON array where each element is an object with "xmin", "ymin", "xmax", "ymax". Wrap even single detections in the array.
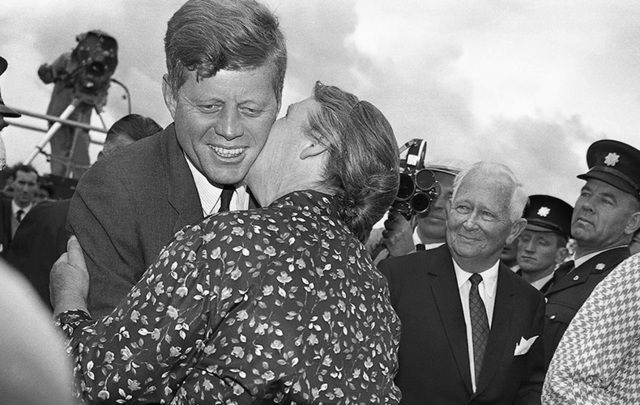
[
  {"xmin": 38, "ymin": 30, "xmax": 117, "ymax": 179},
  {"xmin": 370, "ymin": 160, "xmax": 463, "ymax": 265}
]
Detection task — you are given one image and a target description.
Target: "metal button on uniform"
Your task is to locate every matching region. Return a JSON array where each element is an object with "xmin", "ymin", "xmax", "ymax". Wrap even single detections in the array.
[
  {"xmin": 550, "ymin": 315, "xmax": 556, "ymax": 320},
  {"xmin": 573, "ymin": 275, "xmax": 579, "ymax": 281},
  {"xmin": 544, "ymin": 297, "xmax": 548, "ymax": 304}
]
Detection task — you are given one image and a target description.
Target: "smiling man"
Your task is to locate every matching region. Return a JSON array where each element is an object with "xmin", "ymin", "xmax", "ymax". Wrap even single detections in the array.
[
  {"xmin": 379, "ymin": 162, "xmax": 546, "ymax": 405},
  {"xmin": 67, "ymin": 0, "xmax": 287, "ymax": 318},
  {"xmin": 543, "ymin": 139, "xmax": 640, "ymax": 369}
]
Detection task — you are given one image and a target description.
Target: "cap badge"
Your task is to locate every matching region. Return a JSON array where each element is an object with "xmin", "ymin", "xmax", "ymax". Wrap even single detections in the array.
[
  {"xmin": 537, "ymin": 207, "xmax": 550, "ymax": 217},
  {"xmin": 595, "ymin": 263, "xmax": 605, "ymax": 271},
  {"xmin": 604, "ymin": 152, "xmax": 620, "ymax": 167}
]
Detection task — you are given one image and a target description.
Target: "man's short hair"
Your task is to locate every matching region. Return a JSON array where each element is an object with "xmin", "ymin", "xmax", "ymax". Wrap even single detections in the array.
[
  {"xmin": 105, "ymin": 114, "xmax": 162, "ymax": 144},
  {"xmin": 9, "ymin": 163, "xmax": 38, "ymax": 179},
  {"xmin": 164, "ymin": 0, "xmax": 287, "ymax": 104},
  {"xmin": 452, "ymin": 162, "xmax": 528, "ymax": 222}
]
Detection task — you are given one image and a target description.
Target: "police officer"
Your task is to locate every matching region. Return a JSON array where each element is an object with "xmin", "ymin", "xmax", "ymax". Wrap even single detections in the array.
[
  {"xmin": 543, "ymin": 139, "xmax": 640, "ymax": 368},
  {"xmin": 516, "ymin": 194, "xmax": 573, "ymax": 292}
]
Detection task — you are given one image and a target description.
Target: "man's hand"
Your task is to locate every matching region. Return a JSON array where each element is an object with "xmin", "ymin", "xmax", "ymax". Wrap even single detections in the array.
[
  {"xmin": 50, "ymin": 236, "xmax": 90, "ymax": 317},
  {"xmin": 382, "ymin": 210, "xmax": 416, "ymax": 256}
]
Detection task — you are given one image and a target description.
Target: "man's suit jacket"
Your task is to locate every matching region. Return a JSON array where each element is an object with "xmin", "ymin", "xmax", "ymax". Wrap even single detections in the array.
[
  {"xmin": 0, "ymin": 196, "xmax": 13, "ymax": 257},
  {"xmin": 378, "ymin": 244, "xmax": 545, "ymax": 405},
  {"xmin": 543, "ymin": 246, "xmax": 629, "ymax": 368},
  {"xmin": 67, "ymin": 124, "xmax": 203, "ymax": 318},
  {"xmin": 5, "ymin": 199, "xmax": 70, "ymax": 309}
]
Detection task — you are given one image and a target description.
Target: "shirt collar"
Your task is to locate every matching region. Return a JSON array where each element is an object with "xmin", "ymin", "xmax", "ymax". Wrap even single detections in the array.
[
  {"xmin": 452, "ymin": 257, "xmax": 500, "ymax": 298},
  {"xmin": 574, "ymin": 246, "xmax": 625, "ymax": 268},
  {"xmin": 11, "ymin": 200, "xmax": 31, "ymax": 216},
  {"xmin": 183, "ymin": 153, "xmax": 247, "ymax": 215}
]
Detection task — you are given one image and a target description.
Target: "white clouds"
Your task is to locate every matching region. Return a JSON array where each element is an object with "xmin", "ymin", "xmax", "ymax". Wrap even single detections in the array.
[{"xmin": 1, "ymin": 0, "xmax": 639, "ymax": 204}]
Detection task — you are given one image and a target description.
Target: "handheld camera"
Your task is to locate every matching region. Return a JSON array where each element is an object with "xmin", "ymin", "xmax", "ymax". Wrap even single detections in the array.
[{"xmin": 391, "ymin": 138, "xmax": 441, "ymax": 219}]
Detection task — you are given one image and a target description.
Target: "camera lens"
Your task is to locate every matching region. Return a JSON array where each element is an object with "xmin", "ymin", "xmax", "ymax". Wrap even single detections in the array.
[
  {"xmin": 415, "ymin": 169, "xmax": 437, "ymax": 192},
  {"xmin": 410, "ymin": 192, "xmax": 431, "ymax": 214},
  {"xmin": 396, "ymin": 172, "xmax": 415, "ymax": 201}
]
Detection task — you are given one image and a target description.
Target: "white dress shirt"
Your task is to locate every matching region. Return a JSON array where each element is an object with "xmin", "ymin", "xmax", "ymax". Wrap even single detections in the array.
[
  {"xmin": 185, "ymin": 154, "xmax": 249, "ymax": 215},
  {"xmin": 530, "ymin": 272, "xmax": 554, "ymax": 291},
  {"xmin": 452, "ymin": 259, "xmax": 500, "ymax": 393}
]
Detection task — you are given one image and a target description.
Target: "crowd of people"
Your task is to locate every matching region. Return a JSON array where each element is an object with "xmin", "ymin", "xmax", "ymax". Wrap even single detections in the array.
[{"xmin": 0, "ymin": 0, "xmax": 639, "ymax": 404}]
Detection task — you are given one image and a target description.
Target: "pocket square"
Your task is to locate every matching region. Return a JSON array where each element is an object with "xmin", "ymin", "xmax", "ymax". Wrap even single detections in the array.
[{"xmin": 514, "ymin": 335, "xmax": 538, "ymax": 356}]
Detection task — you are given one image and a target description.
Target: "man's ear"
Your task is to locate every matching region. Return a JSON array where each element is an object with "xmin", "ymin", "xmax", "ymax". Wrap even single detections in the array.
[
  {"xmin": 299, "ymin": 138, "xmax": 326, "ymax": 160},
  {"xmin": 506, "ymin": 218, "xmax": 527, "ymax": 245},
  {"xmin": 162, "ymin": 75, "xmax": 177, "ymax": 119},
  {"xmin": 624, "ymin": 210, "xmax": 640, "ymax": 235}
]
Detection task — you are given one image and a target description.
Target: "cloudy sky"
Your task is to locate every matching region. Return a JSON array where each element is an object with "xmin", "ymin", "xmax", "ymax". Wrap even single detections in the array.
[{"xmin": 1, "ymin": 0, "xmax": 639, "ymax": 205}]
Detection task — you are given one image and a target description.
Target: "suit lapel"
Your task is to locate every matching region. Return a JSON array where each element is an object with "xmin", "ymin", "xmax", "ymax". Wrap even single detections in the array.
[
  {"xmin": 474, "ymin": 264, "xmax": 514, "ymax": 397},
  {"xmin": 162, "ymin": 124, "xmax": 203, "ymax": 234},
  {"xmin": 429, "ymin": 247, "xmax": 473, "ymax": 393}
]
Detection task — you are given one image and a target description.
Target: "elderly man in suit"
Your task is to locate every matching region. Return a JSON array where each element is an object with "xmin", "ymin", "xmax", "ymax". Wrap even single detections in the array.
[
  {"xmin": 543, "ymin": 139, "xmax": 640, "ymax": 369},
  {"xmin": 67, "ymin": 0, "xmax": 287, "ymax": 318},
  {"xmin": 379, "ymin": 161, "xmax": 545, "ymax": 405}
]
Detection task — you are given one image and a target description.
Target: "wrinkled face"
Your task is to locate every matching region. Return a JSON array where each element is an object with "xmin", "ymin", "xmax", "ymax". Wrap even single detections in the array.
[
  {"xmin": 164, "ymin": 64, "xmax": 279, "ymax": 186},
  {"xmin": 246, "ymin": 97, "xmax": 319, "ymax": 189},
  {"xmin": 415, "ymin": 172, "xmax": 455, "ymax": 241},
  {"xmin": 517, "ymin": 230, "xmax": 563, "ymax": 274},
  {"xmin": 12, "ymin": 170, "xmax": 38, "ymax": 207},
  {"xmin": 446, "ymin": 172, "xmax": 517, "ymax": 266},
  {"xmin": 571, "ymin": 179, "xmax": 638, "ymax": 250}
]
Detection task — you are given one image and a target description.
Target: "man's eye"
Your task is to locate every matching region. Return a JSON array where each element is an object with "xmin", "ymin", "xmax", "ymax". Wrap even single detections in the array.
[
  {"xmin": 455, "ymin": 205, "xmax": 470, "ymax": 214},
  {"xmin": 480, "ymin": 211, "xmax": 496, "ymax": 221},
  {"xmin": 240, "ymin": 106, "xmax": 261, "ymax": 117},
  {"xmin": 198, "ymin": 104, "xmax": 222, "ymax": 113}
]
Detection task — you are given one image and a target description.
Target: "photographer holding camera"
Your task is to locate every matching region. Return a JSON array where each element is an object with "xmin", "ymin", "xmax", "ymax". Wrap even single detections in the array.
[
  {"xmin": 367, "ymin": 143, "xmax": 464, "ymax": 264},
  {"xmin": 38, "ymin": 30, "xmax": 118, "ymax": 179}
]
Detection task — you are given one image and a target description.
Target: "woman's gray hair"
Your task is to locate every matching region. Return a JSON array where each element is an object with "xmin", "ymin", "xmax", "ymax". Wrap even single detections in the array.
[
  {"xmin": 306, "ymin": 82, "xmax": 400, "ymax": 242},
  {"xmin": 451, "ymin": 162, "xmax": 528, "ymax": 222},
  {"xmin": 165, "ymin": 0, "xmax": 287, "ymax": 104}
]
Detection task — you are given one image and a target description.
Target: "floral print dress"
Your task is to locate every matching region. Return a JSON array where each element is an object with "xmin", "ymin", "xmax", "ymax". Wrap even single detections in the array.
[{"xmin": 58, "ymin": 190, "xmax": 401, "ymax": 404}]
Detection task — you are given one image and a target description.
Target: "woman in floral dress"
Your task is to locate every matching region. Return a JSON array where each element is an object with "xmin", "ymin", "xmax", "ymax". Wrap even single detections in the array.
[{"xmin": 51, "ymin": 82, "xmax": 402, "ymax": 404}]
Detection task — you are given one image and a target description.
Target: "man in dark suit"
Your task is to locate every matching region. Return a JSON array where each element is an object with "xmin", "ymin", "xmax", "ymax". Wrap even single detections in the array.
[
  {"xmin": 0, "ymin": 164, "xmax": 39, "ymax": 257},
  {"xmin": 543, "ymin": 139, "xmax": 640, "ymax": 368},
  {"xmin": 67, "ymin": 0, "xmax": 287, "ymax": 318},
  {"xmin": 6, "ymin": 114, "xmax": 161, "ymax": 309},
  {"xmin": 379, "ymin": 162, "xmax": 545, "ymax": 405}
]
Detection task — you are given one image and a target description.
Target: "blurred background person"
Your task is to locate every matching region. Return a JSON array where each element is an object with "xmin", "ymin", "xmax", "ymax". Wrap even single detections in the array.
[
  {"xmin": 516, "ymin": 194, "xmax": 573, "ymax": 293},
  {"xmin": 0, "ymin": 164, "xmax": 39, "ymax": 257},
  {"xmin": 6, "ymin": 114, "xmax": 161, "ymax": 310},
  {"xmin": 501, "ymin": 238, "xmax": 520, "ymax": 272},
  {"xmin": 38, "ymin": 30, "xmax": 118, "ymax": 179}
]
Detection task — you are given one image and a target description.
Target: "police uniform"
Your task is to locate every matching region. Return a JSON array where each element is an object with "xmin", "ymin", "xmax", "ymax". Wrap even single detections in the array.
[
  {"xmin": 519, "ymin": 194, "xmax": 573, "ymax": 293},
  {"xmin": 543, "ymin": 139, "xmax": 640, "ymax": 369}
]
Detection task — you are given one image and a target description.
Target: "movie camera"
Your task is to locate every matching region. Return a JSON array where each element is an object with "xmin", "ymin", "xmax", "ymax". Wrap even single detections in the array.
[
  {"xmin": 38, "ymin": 30, "xmax": 118, "ymax": 109},
  {"xmin": 391, "ymin": 138, "xmax": 441, "ymax": 219}
]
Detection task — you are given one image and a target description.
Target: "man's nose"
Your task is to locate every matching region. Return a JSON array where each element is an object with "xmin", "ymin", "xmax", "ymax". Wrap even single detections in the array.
[{"xmin": 215, "ymin": 106, "xmax": 243, "ymax": 141}]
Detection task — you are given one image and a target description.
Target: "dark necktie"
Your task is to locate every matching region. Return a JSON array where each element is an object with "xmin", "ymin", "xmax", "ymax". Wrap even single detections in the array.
[
  {"xmin": 16, "ymin": 209, "xmax": 24, "ymax": 223},
  {"xmin": 549, "ymin": 260, "xmax": 575, "ymax": 288},
  {"xmin": 416, "ymin": 243, "xmax": 426, "ymax": 251},
  {"xmin": 218, "ymin": 186, "xmax": 235, "ymax": 213},
  {"xmin": 469, "ymin": 273, "xmax": 489, "ymax": 383}
]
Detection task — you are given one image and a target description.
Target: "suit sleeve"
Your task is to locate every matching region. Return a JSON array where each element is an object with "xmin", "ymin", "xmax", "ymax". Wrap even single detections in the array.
[
  {"xmin": 67, "ymin": 162, "xmax": 143, "ymax": 317},
  {"xmin": 515, "ymin": 292, "xmax": 545, "ymax": 405}
]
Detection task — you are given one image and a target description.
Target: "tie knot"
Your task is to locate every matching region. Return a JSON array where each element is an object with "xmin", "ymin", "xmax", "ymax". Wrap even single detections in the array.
[
  {"xmin": 470, "ymin": 273, "xmax": 483, "ymax": 286},
  {"xmin": 16, "ymin": 209, "xmax": 24, "ymax": 222}
]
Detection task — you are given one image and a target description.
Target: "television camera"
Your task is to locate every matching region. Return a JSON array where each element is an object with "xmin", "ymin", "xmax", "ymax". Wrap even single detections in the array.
[{"xmin": 391, "ymin": 138, "xmax": 441, "ymax": 219}]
